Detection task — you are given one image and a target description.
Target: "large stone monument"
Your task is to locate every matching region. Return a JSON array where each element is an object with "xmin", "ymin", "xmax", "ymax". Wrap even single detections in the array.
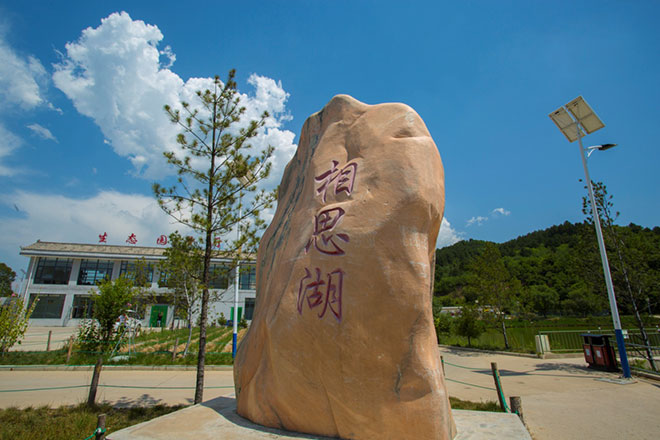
[{"xmin": 234, "ymin": 95, "xmax": 456, "ymax": 440}]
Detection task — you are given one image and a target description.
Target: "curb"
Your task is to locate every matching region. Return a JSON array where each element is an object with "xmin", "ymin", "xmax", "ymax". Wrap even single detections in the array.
[
  {"xmin": 438, "ymin": 344, "xmax": 539, "ymax": 359},
  {"xmin": 0, "ymin": 365, "xmax": 234, "ymax": 372}
]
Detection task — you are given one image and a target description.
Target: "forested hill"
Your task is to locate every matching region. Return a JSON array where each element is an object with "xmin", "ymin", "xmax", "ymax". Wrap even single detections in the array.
[{"xmin": 433, "ymin": 221, "xmax": 660, "ymax": 316}]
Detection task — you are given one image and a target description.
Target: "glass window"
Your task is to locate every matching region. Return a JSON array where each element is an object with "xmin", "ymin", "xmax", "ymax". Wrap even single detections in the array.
[
  {"xmin": 71, "ymin": 295, "xmax": 94, "ymax": 319},
  {"xmin": 119, "ymin": 261, "xmax": 154, "ymax": 286},
  {"xmin": 158, "ymin": 269, "xmax": 171, "ymax": 288},
  {"xmin": 29, "ymin": 294, "xmax": 65, "ymax": 319},
  {"xmin": 33, "ymin": 258, "xmax": 73, "ymax": 285},
  {"xmin": 239, "ymin": 264, "xmax": 256, "ymax": 290},
  {"xmin": 209, "ymin": 264, "xmax": 231, "ymax": 289},
  {"xmin": 244, "ymin": 297, "xmax": 255, "ymax": 320},
  {"xmin": 77, "ymin": 259, "xmax": 114, "ymax": 285}
]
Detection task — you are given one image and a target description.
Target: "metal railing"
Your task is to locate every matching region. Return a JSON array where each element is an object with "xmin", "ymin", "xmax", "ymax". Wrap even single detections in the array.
[{"xmin": 538, "ymin": 329, "xmax": 660, "ymax": 372}]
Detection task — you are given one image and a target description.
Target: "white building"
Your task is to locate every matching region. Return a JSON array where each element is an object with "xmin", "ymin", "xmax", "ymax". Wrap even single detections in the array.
[{"xmin": 19, "ymin": 241, "xmax": 256, "ymax": 328}]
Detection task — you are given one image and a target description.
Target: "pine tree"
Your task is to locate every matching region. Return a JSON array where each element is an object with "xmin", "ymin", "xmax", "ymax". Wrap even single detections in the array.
[{"xmin": 153, "ymin": 70, "xmax": 276, "ymax": 403}]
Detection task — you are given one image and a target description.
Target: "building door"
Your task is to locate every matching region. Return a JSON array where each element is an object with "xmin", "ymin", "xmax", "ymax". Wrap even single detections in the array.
[
  {"xmin": 150, "ymin": 305, "xmax": 168, "ymax": 328},
  {"xmin": 230, "ymin": 306, "xmax": 242, "ymax": 323}
]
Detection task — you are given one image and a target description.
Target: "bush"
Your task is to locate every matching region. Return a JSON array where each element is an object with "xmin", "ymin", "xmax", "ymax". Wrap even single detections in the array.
[
  {"xmin": 238, "ymin": 318, "xmax": 248, "ymax": 329},
  {"xmin": 217, "ymin": 312, "xmax": 227, "ymax": 326},
  {"xmin": 76, "ymin": 319, "xmax": 123, "ymax": 354},
  {"xmin": 1, "ymin": 295, "xmax": 37, "ymax": 354}
]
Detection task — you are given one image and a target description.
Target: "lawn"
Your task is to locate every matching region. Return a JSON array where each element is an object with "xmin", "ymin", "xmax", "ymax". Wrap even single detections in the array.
[
  {"xmin": 0, "ymin": 403, "xmax": 184, "ymax": 440},
  {"xmin": 0, "ymin": 326, "xmax": 242, "ymax": 366},
  {"xmin": 437, "ymin": 315, "xmax": 659, "ymax": 353}
]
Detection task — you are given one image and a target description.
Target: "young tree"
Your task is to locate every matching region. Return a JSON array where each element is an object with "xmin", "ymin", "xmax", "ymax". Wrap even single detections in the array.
[
  {"xmin": 582, "ymin": 180, "xmax": 658, "ymax": 371},
  {"xmin": 153, "ymin": 70, "xmax": 276, "ymax": 403},
  {"xmin": 0, "ymin": 295, "xmax": 37, "ymax": 354},
  {"xmin": 454, "ymin": 304, "xmax": 485, "ymax": 347},
  {"xmin": 0, "ymin": 263, "xmax": 16, "ymax": 297},
  {"xmin": 468, "ymin": 242, "xmax": 519, "ymax": 349},
  {"xmin": 160, "ymin": 232, "xmax": 203, "ymax": 356},
  {"xmin": 91, "ymin": 277, "xmax": 135, "ymax": 349}
]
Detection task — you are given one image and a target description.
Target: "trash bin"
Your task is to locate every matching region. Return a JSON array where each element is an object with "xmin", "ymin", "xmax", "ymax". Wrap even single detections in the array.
[{"xmin": 581, "ymin": 334, "xmax": 618, "ymax": 372}]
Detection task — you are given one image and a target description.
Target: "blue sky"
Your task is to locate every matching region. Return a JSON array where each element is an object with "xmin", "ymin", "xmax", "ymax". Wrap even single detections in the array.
[{"xmin": 1, "ymin": 1, "xmax": 659, "ymax": 280}]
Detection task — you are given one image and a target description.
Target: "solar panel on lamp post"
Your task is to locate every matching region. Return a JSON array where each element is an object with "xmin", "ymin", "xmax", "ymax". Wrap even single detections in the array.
[{"xmin": 549, "ymin": 96, "xmax": 632, "ymax": 379}]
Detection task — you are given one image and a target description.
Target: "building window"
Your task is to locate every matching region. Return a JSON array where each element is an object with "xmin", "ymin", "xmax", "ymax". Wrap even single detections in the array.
[
  {"xmin": 209, "ymin": 264, "xmax": 231, "ymax": 289},
  {"xmin": 244, "ymin": 297, "xmax": 255, "ymax": 320},
  {"xmin": 119, "ymin": 261, "xmax": 154, "ymax": 286},
  {"xmin": 33, "ymin": 258, "xmax": 73, "ymax": 285},
  {"xmin": 158, "ymin": 270, "xmax": 171, "ymax": 288},
  {"xmin": 239, "ymin": 264, "xmax": 256, "ymax": 290},
  {"xmin": 77, "ymin": 259, "xmax": 114, "ymax": 285},
  {"xmin": 29, "ymin": 294, "xmax": 65, "ymax": 319},
  {"xmin": 71, "ymin": 295, "xmax": 94, "ymax": 319}
]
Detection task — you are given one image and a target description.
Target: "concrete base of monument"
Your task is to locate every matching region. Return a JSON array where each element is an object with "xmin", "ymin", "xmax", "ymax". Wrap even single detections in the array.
[{"xmin": 107, "ymin": 396, "xmax": 532, "ymax": 440}]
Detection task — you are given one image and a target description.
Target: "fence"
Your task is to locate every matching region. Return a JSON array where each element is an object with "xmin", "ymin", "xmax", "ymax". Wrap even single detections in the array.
[{"xmin": 539, "ymin": 328, "xmax": 660, "ymax": 373}]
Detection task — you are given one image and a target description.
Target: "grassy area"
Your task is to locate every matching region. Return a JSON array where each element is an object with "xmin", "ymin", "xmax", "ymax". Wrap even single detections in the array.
[
  {"xmin": 438, "ymin": 315, "xmax": 660, "ymax": 353},
  {"xmin": 449, "ymin": 397, "xmax": 502, "ymax": 412},
  {"xmin": 0, "ymin": 326, "xmax": 239, "ymax": 366},
  {"xmin": 0, "ymin": 403, "xmax": 184, "ymax": 440}
]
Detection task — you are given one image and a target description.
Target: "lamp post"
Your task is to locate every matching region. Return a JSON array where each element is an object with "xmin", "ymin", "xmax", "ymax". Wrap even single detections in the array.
[
  {"xmin": 549, "ymin": 96, "xmax": 632, "ymax": 379},
  {"xmin": 232, "ymin": 172, "xmax": 252, "ymax": 358}
]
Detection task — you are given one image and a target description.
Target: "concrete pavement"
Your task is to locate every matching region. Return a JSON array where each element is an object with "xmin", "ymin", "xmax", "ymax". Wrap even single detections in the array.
[
  {"xmin": 439, "ymin": 346, "xmax": 660, "ymax": 440},
  {"xmin": 1, "ymin": 347, "xmax": 659, "ymax": 439}
]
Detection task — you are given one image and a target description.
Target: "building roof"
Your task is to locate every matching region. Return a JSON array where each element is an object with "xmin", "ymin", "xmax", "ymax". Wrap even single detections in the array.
[{"xmin": 20, "ymin": 241, "xmax": 254, "ymax": 262}]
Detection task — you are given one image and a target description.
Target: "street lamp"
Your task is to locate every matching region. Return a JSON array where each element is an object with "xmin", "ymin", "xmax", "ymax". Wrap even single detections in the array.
[
  {"xmin": 549, "ymin": 96, "xmax": 632, "ymax": 379},
  {"xmin": 232, "ymin": 172, "xmax": 252, "ymax": 358}
]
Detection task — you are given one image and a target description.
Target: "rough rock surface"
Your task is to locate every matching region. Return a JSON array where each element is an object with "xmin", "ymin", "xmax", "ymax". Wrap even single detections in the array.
[{"xmin": 234, "ymin": 95, "xmax": 456, "ymax": 440}]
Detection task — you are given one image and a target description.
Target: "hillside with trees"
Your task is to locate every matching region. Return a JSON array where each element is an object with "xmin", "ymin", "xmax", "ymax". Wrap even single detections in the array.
[{"xmin": 434, "ymin": 221, "xmax": 660, "ymax": 318}]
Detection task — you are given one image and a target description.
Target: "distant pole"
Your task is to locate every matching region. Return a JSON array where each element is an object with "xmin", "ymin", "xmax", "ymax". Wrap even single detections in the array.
[
  {"xmin": 576, "ymin": 124, "xmax": 632, "ymax": 379},
  {"xmin": 46, "ymin": 330, "xmax": 52, "ymax": 352},
  {"xmin": 66, "ymin": 337, "xmax": 74, "ymax": 363},
  {"xmin": 232, "ymin": 203, "xmax": 241, "ymax": 358}
]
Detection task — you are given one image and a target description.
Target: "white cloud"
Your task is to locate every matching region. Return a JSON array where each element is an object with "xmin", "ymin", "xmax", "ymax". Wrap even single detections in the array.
[
  {"xmin": 27, "ymin": 123, "xmax": 58, "ymax": 142},
  {"xmin": 437, "ymin": 217, "xmax": 463, "ymax": 248},
  {"xmin": 0, "ymin": 123, "xmax": 23, "ymax": 176},
  {"xmin": 466, "ymin": 207, "xmax": 512, "ymax": 226},
  {"xmin": 491, "ymin": 207, "xmax": 511, "ymax": 216},
  {"xmin": 0, "ymin": 190, "xmax": 189, "ymax": 273},
  {"xmin": 52, "ymin": 11, "xmax": 297, "ymax": 183},
  {"xmin": 0, "ymin": 33, "xmax": 48, "ymax": 110},
  {"xmin": 466, "ymin": 215, "xmax": 488, "ymax": 227}
]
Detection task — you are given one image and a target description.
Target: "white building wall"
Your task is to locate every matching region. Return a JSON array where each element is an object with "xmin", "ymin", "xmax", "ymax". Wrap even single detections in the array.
[{"xmin": 23, "ymin": 252, "xmax": 257, "ymax": 328}]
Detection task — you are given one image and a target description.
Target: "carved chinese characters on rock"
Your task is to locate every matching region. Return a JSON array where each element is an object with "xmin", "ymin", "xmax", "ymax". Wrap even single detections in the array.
[
  {"xmin": 297, "ymin": 160, "xmax": 357, "ymax": 323},
  {"xmin": 297, "ymin": 268, "xmax": 344, "ymax": 321},
  {"xmin": 314, "ymin": 160, "xmax": 358, "ymax": 203},
  {"xmin": 305, "ymin": 207, "xmax": 349, "ymax": 255}
]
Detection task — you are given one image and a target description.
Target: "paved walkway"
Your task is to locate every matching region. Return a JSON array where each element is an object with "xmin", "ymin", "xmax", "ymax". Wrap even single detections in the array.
[
  {"xmin": 1, "ymin": 346, "xmax": 659, "ymax": 439},
  {"xmin": 13, "ymin": 326, "xmax": 78, "ymax": 351},
  {"xmin": 439, "ymin": 346, "xmax": 660, "ymax": 440}
]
